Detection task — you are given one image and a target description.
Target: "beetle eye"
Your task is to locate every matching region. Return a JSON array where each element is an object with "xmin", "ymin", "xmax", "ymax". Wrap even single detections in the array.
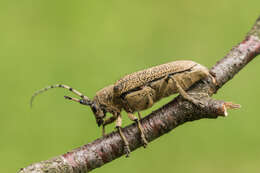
[{"xmin": 92, "ymin": 106, "xmax": 97, "ymax": 113}]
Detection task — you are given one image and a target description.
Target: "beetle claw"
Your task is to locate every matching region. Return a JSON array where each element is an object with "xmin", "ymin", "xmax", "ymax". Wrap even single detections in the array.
[{"xmin": 124, "ymin": 145, "xmax": 131, "ymax": 158}]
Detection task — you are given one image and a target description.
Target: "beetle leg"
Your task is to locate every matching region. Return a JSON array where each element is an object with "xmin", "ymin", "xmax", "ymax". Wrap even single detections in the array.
[
  {"xmin": 102, "ymin": 125, "xmax": 106, "ymax": 137},
  {"xmin": 116, "ymin": 114, "xmax": 131, "ymax": 157},
  {"xmin": 127, "ymin": 112, "xmax": 148, "ymax": 148},
  {"xmin": 146, "ymin": 89, "xmax": 154, "ymax": 108},
  {"xmin": 170, "ymin": 76, "xmax": 203, "ymax": 107},
  {"xmin": 103, "ymin": 114, "xmax": 118, "ymax": 126},
  {"xmin": 157, "ymin": 75, "xmax": 169, "ymax": 97},
  {"xmin": 209, "ymin": 74, "xmax": 217, "ymax": 85},
  {"xmin": 137, "ymin": 112, "xmax": 148, "ymax": 147},
  {"xmin": 102, "ymin": 114, "xmax": 118, "ymax": 136},
  {"xmin": 138, "ymin": 111, "xmax": 142, "ymax": 120}
]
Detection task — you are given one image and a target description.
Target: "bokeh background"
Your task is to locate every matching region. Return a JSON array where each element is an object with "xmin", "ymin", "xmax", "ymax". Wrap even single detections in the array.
[{"xmin": 1, "ymin": 1, "xmax": 260, "ymax": 172}]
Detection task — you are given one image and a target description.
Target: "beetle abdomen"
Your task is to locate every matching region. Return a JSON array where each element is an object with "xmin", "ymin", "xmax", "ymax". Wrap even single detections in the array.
[{"xmin": 114, "ymin": 60, "xmax": 197, "ymax": 95}]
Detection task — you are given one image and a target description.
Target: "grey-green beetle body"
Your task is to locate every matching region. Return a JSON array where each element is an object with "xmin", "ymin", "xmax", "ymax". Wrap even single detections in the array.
[
  {"xmin": 113, "ymin": 60, "xmax": 210, "ymax": 113},
  {"xmin": 31, "ymin": 60, "xmax": 214, "ymax": 157}
]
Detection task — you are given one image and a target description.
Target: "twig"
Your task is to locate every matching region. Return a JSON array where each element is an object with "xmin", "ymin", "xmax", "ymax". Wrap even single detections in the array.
[{"xmin": 18, "ymin": 16, "xmax": 260, "ymax": 173}]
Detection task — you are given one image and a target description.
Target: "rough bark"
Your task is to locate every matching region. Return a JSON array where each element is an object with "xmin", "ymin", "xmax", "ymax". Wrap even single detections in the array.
[{"xmin": 18, "ymin": 16, "xmax": 260, "ymax": 173}]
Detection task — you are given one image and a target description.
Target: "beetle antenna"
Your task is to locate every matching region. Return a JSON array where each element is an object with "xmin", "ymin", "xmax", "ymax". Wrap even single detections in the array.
[
  {"xmin": 64, "ymin": 96, "xmax": 92, "ymax": 106},
  {"xmin": 30, "ymin": 84, "xmax": 92, "ymax": 107}
]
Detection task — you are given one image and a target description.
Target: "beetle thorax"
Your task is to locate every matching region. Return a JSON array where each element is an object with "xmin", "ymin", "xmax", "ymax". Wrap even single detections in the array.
[{"xmin": 93, "ymin": 85, "xmax": 121, "ymax": 113}]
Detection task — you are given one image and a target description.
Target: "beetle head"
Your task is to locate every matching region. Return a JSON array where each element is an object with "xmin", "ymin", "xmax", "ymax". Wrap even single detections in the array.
[
  {"xmin": 90, "ymin": 101, "xmax": 106, "ymax": 127},
  {"xmin": 64, "ymin": 95, "xmax": 107, "ymax": 126}
]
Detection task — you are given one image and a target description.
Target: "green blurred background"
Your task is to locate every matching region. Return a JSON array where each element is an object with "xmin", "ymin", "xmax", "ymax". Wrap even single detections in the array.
[{"xmin": 1, "ymin": 0, "xmax": 260, "ymax": 172}]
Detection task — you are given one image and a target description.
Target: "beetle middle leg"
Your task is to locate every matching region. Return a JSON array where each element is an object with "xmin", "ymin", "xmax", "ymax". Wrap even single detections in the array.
[
  {"xmin": 127, "ymin": 112, "xmax": 148, "ymax": 148},
  {"xmin": 156, "ymin": 75, "xmax": 172, "ymax": 98},
  {"xmin": 124, "ymin": 86, "xmax": 153, "ymax": 148}
]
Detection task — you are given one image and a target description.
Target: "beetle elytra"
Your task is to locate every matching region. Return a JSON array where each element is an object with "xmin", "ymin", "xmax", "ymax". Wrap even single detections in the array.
[{"xmin": 31, "ymin": 60, "xmax": 215, "ymax": 157}]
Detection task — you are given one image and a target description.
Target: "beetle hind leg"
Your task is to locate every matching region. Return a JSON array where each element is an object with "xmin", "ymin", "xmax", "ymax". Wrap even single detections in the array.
[
  {"xmin": 170, "ymin": 76, "xmax": 203, "ymax": 107},
  {"xmin": 127, "ymin": 112, "xmax": 148, "ymax": 148}
]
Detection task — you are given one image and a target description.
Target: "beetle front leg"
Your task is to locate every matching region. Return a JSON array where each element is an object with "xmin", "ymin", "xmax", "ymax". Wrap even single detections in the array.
[
  {"xmin": 101, "ymin": 114, "xmax": 118, "ymax": 137},
  {"xmin": 116, "ymin": 114, "xmax": 131, "ymax": 157},
  {"xmin": 127, "ymin": 112, "xmax": 148, "ymax": 148}
]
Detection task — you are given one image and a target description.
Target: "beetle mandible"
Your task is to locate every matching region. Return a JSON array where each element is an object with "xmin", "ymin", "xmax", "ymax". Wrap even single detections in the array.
[{"xmin": 31, "ymin": 60, "xmax": 216, "ymax": 157}]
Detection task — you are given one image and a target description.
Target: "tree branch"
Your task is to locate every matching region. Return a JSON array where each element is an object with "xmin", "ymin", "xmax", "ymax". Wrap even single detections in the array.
[{"xmin": 19, "ymin": 16, "xmax": 260, "ymax": 173}]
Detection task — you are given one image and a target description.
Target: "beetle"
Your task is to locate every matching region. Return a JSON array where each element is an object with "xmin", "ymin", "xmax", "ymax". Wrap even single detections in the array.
[{"xmin": 31, "ymin": 60, "xmax": 215, "ymax": 157}]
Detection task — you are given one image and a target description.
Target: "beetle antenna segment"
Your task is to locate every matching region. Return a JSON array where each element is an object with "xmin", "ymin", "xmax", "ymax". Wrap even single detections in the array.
[
  {"xmin": 30, "ymin": 84, "xmax": 92, "ymax": 107},
  {"xmin": 64, "ymin": 96, "xmax": 91, "ymax": 106}
]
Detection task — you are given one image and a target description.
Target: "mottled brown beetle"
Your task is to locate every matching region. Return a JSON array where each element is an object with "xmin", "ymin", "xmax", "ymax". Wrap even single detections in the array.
[{"xmin": 31, "ymin": 60, "xmax": 215, "ymax": 157}]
